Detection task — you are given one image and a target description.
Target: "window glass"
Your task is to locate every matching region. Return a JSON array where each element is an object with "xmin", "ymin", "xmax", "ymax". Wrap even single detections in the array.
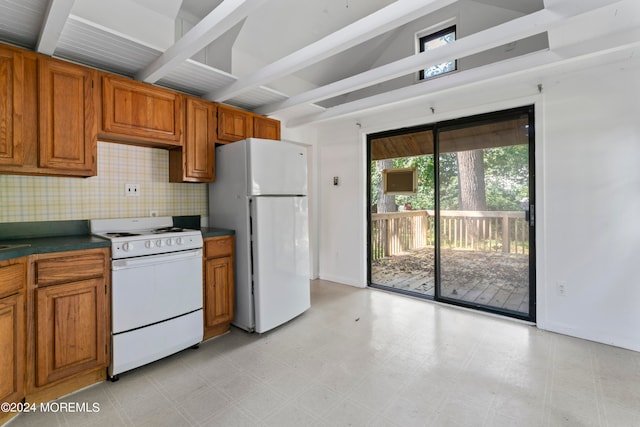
[{"xmin": 419, "ymin": 26, "xmax": 456, "ymax": 79}]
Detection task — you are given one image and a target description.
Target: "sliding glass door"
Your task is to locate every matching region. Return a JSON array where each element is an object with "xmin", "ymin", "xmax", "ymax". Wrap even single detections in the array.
[
  {"xmin": 368, "ymin": 106, "xmax": 535, "ymax": 321},
  {"xmin": 436, "ymin": 110, "xmax": 533, "ymax": 318},
  {"xmin": 369, "ymin": 128, "xmax": 436, "ymax": 298}
]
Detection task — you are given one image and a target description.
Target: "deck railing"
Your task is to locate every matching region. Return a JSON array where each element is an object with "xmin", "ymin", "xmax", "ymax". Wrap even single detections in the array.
[{"xmin": 371, "ymin": 209, "xmax": 528, "ymax": 260}]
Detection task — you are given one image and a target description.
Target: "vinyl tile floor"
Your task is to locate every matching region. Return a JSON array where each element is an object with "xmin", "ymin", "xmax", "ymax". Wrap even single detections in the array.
[{"xmin": 7, "ymin": 279, "xmax": 640, "ymax": 427}]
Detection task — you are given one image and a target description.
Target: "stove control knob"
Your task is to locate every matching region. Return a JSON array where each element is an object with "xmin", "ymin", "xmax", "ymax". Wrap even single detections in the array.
[
  {"xmin": 176, "ymin": 237, "xmax": 184, "ymax": 245},
  {"xmin": 166, "ymin": 238, "xmax": 173, "ymax": 246},
  {"xmin": 145, "ymin": 240, "xmax": 152, "ymax": 249},
  {"xmin": 155, "ymin": 239, "xmax": 163, "ymax": 247},
  {"xmin": 122, "ymin": 242, "xmax": 132, "ymax": 252}
]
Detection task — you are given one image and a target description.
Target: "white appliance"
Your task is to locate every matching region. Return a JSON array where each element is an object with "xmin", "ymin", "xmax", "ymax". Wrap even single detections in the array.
[
  {"xmin": 90, "ymin": 217, "xmax": 203, "ymax": 380},
  {"xmin": 209, "ymin": 138, "xmax": 310, "ymax": 333}
]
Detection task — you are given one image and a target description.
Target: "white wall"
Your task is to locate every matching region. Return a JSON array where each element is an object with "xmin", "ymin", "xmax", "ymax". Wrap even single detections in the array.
[
  {"xmin": 538, "ymin": 63, "xmax": 640, "ymax": 351},
  {"xmin": 305, "ymin": 59, "xmax": 640, "ymax": 352},
  {"xmin": 316, "ymin": 122, "xmax": 367, "ymax": 287}
]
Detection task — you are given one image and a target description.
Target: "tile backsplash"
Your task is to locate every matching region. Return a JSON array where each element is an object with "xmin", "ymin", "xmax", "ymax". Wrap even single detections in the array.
[{"xmin": 0, "ymin": 142, "xmax": 208, "ymax": 222}]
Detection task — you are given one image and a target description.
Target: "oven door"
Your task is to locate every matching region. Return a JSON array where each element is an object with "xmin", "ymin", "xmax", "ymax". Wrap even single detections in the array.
[{"xmin": 111, "ymin": 249, "xmax": 203, "ymax": 334}]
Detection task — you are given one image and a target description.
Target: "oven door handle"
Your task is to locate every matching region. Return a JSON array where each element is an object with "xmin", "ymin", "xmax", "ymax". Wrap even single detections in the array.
[{"xmin": 112, "ymin": 249, "xmax": 202, "ymax": 270}]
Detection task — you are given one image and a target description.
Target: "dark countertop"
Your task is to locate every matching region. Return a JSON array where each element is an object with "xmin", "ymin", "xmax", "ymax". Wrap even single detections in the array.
[
  {"xmin": 0, "ymin": 217, "xmax": 232, "ymax": 261},
  {"xmin": 172, "ymin": 215, "xmax": 234, "ymax": 239},
  {"xmin": 0, "ymin": 235, "xmax": 110, "ymax": 261},
  {"xmin": 0, "ymin": 219, "xmax": 109, "ymax": 261},
  {"xmin": 200, "ymin": 227, "xmax": 235, "ymax": 239}
]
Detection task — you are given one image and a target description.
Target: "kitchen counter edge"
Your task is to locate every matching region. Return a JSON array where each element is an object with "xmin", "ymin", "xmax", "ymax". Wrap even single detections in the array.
[
  {"xmin": 0, "ymin": 235, "xmax": 111, "ymax": 261},
  {"xmin": 0, "ymin": 229, "xmax": 234, "ymax": 261},
  {"xmin": 200, "ymin": 227, "xmax": 235, "ymax": 239}
]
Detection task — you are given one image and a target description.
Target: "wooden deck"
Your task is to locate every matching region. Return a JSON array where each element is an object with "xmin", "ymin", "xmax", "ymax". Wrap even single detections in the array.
[{"xmin": 371, "ymin": 248, "xmax": 530, "ymax": 314}]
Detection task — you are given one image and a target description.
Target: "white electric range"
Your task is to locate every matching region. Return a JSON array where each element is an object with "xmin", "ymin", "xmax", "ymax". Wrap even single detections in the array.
[{"xmin": 90, "ymin": 217, "xmax": 203, "ymax": 381}]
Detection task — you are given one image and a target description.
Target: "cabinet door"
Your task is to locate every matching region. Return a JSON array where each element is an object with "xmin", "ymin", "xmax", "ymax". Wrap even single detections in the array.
[
  {"xmin": 253, "ymin": 115, "xmax": 281, "ymax": 141},
  {"xmin": 204, "ymin": 256, "xmax": 234, "ymax": 334},
  {"xmin": 217, "ymin": 105, "xmax": 252, "ymax": 143},
  {"xmin": 0, "ymin": 46, "xmax": 24, "ymax": 167},
  {"xmin": 184, "ymin": 97, "xmax": 215, "ymax": 181},
  {"xmin": 38, "ymin": 58, "xmax": 97, "ymax": 175},
  {"xmin": 0, "ymin": 293, "xmax": 24, "ymax": 404},
  {"xmin": 35, "ymin": 278, "xmax": 106, "ymax": 387},
  {"xmin": 101, "ymin": 75, "xmax": 183, "ymax": 146}
]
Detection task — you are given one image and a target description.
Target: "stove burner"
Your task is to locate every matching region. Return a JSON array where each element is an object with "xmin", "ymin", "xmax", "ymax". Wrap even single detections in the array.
[
  {"xmin": 153, "ymin": 227, "xmax": 186, "ymax": 233},
  {"xmin": 106, "ymin": 232, "xmax": 141, "ymax": 237}
]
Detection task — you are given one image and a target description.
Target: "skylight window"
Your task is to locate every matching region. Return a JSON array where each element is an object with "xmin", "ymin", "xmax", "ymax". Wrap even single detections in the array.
[{"xmin": 419, "ymin": 25, "xmax": 457, "ymax": 80}]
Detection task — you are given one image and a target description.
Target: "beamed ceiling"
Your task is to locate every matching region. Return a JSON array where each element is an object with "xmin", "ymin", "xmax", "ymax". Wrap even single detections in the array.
[{"xmin": 0, "ymin": 0, "xmax": 638, "ymax": 128}]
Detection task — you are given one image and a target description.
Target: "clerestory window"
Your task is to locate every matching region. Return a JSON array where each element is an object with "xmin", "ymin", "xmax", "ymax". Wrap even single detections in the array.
[{"xmin": 419, "ymin": 25, "xmax": 457, "ymax": 80}]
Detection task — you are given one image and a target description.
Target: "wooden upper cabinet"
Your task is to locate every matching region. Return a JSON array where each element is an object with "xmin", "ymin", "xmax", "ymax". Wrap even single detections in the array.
[
  {"xmin": 253, "ymin": 115, "xmax": 281, "ymax": 140},
  {"xmin": 100, "ymin": 74, "xmax": 183, "ymax": 147},
  {"xmin": 169, "ymin": 97, "xmax": 215, "ymax": 182},
  {"xmin": 216, "ymin": 104, "xmax": 252, "ymax": 143},
  {"xmin": 0, "ymin": 45, "xmax": 24, "ymax": 167},
  {"xmin": 38, "ymin": 57, "xmax": 98, "ymax": 176}
]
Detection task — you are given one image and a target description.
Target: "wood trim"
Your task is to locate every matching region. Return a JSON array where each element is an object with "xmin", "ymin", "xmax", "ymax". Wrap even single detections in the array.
[{"xmin": 25, "ymin": 367, "xmax": 105, "ymax": 405}]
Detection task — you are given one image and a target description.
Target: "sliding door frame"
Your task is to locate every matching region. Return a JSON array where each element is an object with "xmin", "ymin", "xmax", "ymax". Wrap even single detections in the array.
[{"xmin": 367, "ymin": 105, "xmax": 536, "ymax": 322}]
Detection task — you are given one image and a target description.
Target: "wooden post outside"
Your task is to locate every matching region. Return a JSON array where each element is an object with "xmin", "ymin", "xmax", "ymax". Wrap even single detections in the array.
[{"xmin": 502, "ymin": 214, "xmax": 510, "ymax": 253}]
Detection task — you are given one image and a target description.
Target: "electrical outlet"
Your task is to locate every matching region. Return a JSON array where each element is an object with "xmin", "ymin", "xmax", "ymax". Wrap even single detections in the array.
[
  {"xmin": 125, "ymin": 184, "xmax": 140, "ymax": 197},
  {"xmin": 557, "ymin": 280, "xmax": 567, "ymax": 297},
  {"xmin": 149, "ymin": 210, "xmax": 158, "ymax": 217}
]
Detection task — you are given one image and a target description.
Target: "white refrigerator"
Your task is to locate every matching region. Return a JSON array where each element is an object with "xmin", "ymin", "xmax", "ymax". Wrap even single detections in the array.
[{"xmin": 209, "ymin": 138, "xmax": 310, "ymax": 333}]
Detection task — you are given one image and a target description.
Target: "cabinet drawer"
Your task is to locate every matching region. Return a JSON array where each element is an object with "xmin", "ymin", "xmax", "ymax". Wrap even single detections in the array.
[
  {"xmin": 205, "ymin": 237, "xmax": 233, "ymax": 258},
  {"xmin": 0, "ymin": 260, "xmax": 25, "ymax": 298},
  {"xmin": 35, "ymin": 252, "xmax": 106, "ymax": 287}
]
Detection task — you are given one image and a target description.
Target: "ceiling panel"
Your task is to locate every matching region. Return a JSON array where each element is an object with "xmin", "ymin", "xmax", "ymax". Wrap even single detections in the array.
[
  {"xmin": 55, "ymin": 15, "xmax": 162, "ymax": 77},
  {"xmin": 0, "ymin": 0, "xmax": 47, "ymax": 48},
  {"xmin": 226, "ymin": 87, "xmax": 289, "ymax": 111},
  {"xmin": 157, "ymin": 59, "xmax": 236, "ymax": 96}
]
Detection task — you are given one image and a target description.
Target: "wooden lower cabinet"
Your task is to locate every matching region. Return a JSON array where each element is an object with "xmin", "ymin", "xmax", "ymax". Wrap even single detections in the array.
[
  {"xmin": 27, "ymin": 248, "xmax": 109, "ymax": 401},
  {"xmin": 0, "ymin": 258, "xmax": 26, "ymax": 425},
  {"xmin": 0, "ymin": 294, "xmax": 24, "ymax": 401},
  {"xmin": 203, "ymin": 236, "xmax": 234, "ymax": 340},
  {"xmin": 35, "ymin": 278, "xmax": 106, "ymax": 387}
]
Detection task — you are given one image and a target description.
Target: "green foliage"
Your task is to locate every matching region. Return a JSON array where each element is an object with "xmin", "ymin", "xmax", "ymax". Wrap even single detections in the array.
[{"xmin": 370, "ymin": 145, "xmax": 529, "ymax": 212}]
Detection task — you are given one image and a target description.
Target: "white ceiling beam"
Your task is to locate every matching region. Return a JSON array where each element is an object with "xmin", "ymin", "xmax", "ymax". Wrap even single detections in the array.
[
  {"xmin": 36, "ymin": 0, "xmax": 75, "ymax": 55},
  {"xmin": 257, "ymin": 0, "xmax": 625, "ymax": 116},
  {"xmin": 287, "ymin": 25, "xmax": 640, "ymax": 127},
  {"xmin": 543, "ymin": 0, "xmax": 623, "ymax": 15},
  {"xmin": 287, "ymin": 50, "xmax": 559, "ymax": 127},
  {"xmin": 206, "ymin": 0, "xmax": 458, "ymax": 102},
  {"xmin": 136, "ymin": 0, "xmax": 268, "ymax": 83},
  {"xmin": 256, "ymin": 9, "xmax": 562, "ymax": 115}
]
